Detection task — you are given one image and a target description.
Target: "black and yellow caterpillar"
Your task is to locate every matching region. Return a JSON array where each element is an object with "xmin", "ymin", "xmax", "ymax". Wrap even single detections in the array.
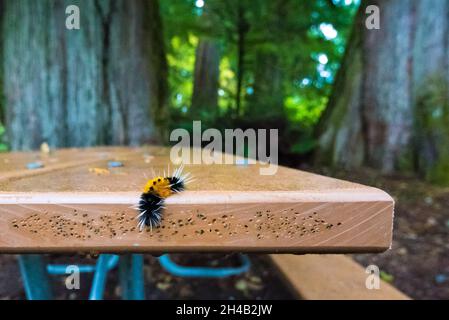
[{"xmin": 135, "ymin": 166, "xmax": 191, "ymax": 231}]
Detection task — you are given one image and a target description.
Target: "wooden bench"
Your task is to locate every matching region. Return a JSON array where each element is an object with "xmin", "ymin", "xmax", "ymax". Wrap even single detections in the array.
[
  {"xmin": 0, "ymin": 146, "xmax": 399, "ymax": 299},
  {"xmin": 269, "ymin": 254, "xmax": 409, "ymax": 300}
]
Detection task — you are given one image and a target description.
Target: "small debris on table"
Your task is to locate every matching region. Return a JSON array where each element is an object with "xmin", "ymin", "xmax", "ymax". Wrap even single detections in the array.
[
  {"xmin": 143, "ymin": 153, "xmax": 154, "ymax": 163},
  {"xmin": 88, "ymin": 167, "xmax": 110, "ymax": 175},
  {"xmin": 26, "ymin": 161, "xmax": 44, "ymax": 170},
  {"xmin": 108, "ymin": 161, "xmax": 123, "ymax": 168},
  {"xmin": 40, "ymin": 142, "xmax": 50, "ymax": 154}
]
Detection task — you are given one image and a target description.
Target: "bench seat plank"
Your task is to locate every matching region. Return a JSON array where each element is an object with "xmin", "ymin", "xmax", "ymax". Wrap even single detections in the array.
[{"xmin": 269, "ymin": 254, "xmax": 409, "ymax": 300}]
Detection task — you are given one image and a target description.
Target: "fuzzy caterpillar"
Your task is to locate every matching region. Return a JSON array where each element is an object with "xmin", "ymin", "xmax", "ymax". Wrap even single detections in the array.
[{"xmin": 134, "ymin": 166, "xmax": 192, "ymax": 231}]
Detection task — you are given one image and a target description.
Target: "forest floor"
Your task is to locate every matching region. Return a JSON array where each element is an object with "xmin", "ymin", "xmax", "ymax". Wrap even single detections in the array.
[
  {"xmin": 0, "ymin": 167, "xmax": 447, "ymax": 299},
  {"xmin": 309, "ymin": 166, "xmax": 449, "ymax": 300}
]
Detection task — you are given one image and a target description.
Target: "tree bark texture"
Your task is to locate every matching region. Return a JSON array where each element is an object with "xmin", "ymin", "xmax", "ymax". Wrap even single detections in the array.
[
  {"xmin": 1, "ymin": 0, "xmax": 167, "ymax": 150},
  {"xmin": 316, "ymin": 0, "xmax": 449, "ymax": 184}
]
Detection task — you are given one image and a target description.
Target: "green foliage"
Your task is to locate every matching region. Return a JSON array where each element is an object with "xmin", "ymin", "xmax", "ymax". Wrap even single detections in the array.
[
  {"xmin": 161, "ymin": 0, "xmax": 359, "ymax": 158},
  {"xmin": 166, "ymin": 34, "xmax": 198, "ymax": 112},
  {"xmin": 218, "ymin": 56, "xmax": 237, "ymax": 112},
  {"xmin": 285, "ymin": 95, "xmax": 328, "ymax": 127},
  {"xmin": 0, "ymin": 16, "xmax": 5, "ymax": 152},
  {"xmin": 0, "ymin": 68, "xmax": 6, "ymax": 152},
  {"xmin": 0, "ymin": 125, "xmax": 7, "ymax": 152},
  {"xmin": 380, "ymin": 270, "xmax": 394, "ymax": 283}
]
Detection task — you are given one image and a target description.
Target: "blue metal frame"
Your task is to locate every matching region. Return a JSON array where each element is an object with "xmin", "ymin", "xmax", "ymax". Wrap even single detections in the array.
[
  {"xmin": 118, "ymin": 254, "xmax": 145, "ymax": 300},
  {"xmin": 47, "ymin": 254, "xmax": 119, "ymax": 274},
  {"xmin": 158, "ymin": 254, "xmax": 251, "ymax": 278},
  {"xmin": 19, "ymin": 253, "xmax": 250, "ymax": 300},
  {"xmin": 89, "ymin": 254, "xmax": 118, "ymax": 300},
  {"xmin": 19, "ymin": 254, "xmax": 121, "ymax": 300},
  {"xmin": 18, "ymin": 255, "xmax": 53, "ymax": 300}
]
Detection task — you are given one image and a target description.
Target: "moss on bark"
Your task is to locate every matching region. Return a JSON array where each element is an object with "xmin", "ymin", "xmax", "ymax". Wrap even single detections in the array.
[{"xmin": 415, "ymin": 74, "xmax": 449, "ymax": 185}]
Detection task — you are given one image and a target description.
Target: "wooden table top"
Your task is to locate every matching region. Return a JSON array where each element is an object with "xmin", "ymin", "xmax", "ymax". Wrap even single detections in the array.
[{"xmin": 0, "ymin": 146, "xmax": 394, "ymax": 253}]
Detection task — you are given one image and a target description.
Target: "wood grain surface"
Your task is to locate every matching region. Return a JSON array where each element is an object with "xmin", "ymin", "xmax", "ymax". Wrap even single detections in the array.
[
  {"xmin": 269, "ymin": 254, "xmax": 409, "ymax": 300},
  {"xmin": 0, "ymin": 147, "xmax": 394, "ymax": 253}
]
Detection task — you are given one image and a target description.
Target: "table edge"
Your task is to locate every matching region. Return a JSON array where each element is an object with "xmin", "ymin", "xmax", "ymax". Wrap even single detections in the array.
[{"xmin": 0, "ymin": 189, "xmax": 394, "ymax": 204}]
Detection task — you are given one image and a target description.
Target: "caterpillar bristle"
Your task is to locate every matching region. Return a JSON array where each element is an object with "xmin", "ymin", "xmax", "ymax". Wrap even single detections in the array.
[
  {"xmin": 168, "ymin": 176, "xmax": 185, "ymax": 193},
  {"xmin": 136, "ymin": 192, "xmax": 164, "ymax": 231}
]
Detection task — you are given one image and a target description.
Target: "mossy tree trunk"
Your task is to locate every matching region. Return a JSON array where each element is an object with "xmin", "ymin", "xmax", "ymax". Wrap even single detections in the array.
[
  {"xmin": 316, "ymin": 0, "xmax": 449, "ymax": 185},
  {"xmin": 1, "ymin": 0, "xmax": 167, "ymax": 150},
  {"xmin": 412, "ymin": 0, "xmax": 449, "ymax": 184}
]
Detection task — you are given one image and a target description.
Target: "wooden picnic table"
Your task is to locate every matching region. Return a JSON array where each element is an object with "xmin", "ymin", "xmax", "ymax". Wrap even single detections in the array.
[{"xmin": 0, "ymin": 146, "xmax": 394, "ymax": 254}]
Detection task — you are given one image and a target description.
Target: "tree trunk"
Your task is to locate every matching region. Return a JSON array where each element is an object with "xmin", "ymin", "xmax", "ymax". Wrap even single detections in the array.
[
  {"xmin": 247, "ymin": 51, "xmax": 284, "ymax": 118},
  {"xmin": 315, "ymin": 14, "xmax": 365, "ymax": 168},
  {"xmin": 235, "ymin": 2, "xmax": 249, "ymax": 117},
  {"xmin": 316, "ymin": 0, "xmax": 449, "ymax": 185},
  {"xmin": 190, "ymin": 39, "xmax": 219, "ymax": 117},
  {"xmin": 1, "ymin": 0, "xmax": 167, "ymax": 150},
  {"xmin": 245, "ymin": 0, "xmax": 286, "ymax": 119},
  {"xmin": 412, "ymin": 0, "xmax": 449, "ymax": 184}
]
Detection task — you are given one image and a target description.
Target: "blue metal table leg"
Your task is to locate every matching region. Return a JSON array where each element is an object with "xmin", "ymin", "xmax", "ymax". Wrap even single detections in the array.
[
  {"xmin": 47, "ymin": 254, "xmax": 119, "ymax": 275},
  {"xmin": 158, "ymin": 254, "xmax": 251, "ymax": 278},
  {"xmin": 119, "ymin": 254, "xmax": 145, "ymax": 300},
  {"xmin": 89, "ymin": 254, "xmax": 115, "ymax": 300},
  {"xmin": 18, "ymin": 255, "xmax": 53, "ymax": 300}
]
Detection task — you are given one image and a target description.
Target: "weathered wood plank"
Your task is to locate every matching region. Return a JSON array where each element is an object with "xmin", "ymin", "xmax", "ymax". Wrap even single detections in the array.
[
  {"xmin": 0, "ymin": 147, "xmax": 394, "ymax": 253},
  {"xmin": 0, "ymin": 146, "xmax": 140, "ymax": 182},
  {"xmin": 269, "ymin": 254, "xmax": 409, "ymax": 300}
]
